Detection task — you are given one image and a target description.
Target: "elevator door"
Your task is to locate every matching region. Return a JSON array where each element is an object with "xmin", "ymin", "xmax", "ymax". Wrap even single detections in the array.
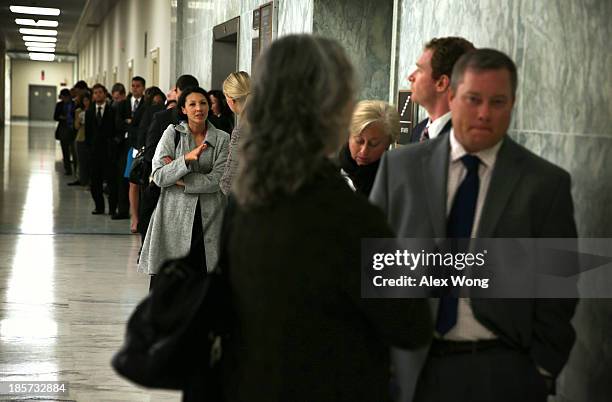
[
  {"xmin": 28, "ymin": 85, "xmax": 57, "ymax": 121},
  {"xmin": 211, "ymin": 17, "xmax": 240, "ymax": 91}
]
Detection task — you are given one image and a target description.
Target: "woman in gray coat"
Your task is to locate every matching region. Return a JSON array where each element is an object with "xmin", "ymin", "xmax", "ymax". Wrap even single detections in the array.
[{"xmin": 138, "ymin": 87, "xmax": 229, "ymax": 286}]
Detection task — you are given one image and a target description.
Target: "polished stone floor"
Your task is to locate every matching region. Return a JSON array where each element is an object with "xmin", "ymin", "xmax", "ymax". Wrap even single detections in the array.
[{"xmin": 0, "ymin": 120, "xmax": 180, "ymax": 401}]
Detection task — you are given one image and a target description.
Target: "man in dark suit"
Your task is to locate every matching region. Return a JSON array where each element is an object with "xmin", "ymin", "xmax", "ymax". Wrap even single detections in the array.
[
  {"xmin": 86, "ymin": 84, "xmax": 117, "ymax": 215},
  {"xmin": 371, "ymin": 49, "xmax": 577, "ymax": 402},
  {"xmin": 408, "ymin": 37, "xmax": 474, "ymax": 143},
  {"xmin": 138, "ymin": 74, "xmax": 199, "ymax": 241},
  {"xmin": 112, "ymin": 77, "xmax": 146, "ymax": 220}
]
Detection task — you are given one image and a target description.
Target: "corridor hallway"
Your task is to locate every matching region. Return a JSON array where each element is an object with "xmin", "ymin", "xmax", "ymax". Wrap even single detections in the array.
[{"xmin": 0, "ymin": 120, "xmax": 180, "ymax": 401}]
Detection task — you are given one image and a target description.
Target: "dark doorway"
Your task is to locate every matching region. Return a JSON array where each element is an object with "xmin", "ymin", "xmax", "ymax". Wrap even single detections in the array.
[
  {"xmin": 28, "ymin": 85, "xmax": 57, "ymax": 121},
  {"xmin": 211, "ymin": 17, "xmax": 239, "ymax": 91}
]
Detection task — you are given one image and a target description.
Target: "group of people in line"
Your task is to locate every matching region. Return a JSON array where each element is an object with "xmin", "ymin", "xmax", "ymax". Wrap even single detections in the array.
[{"xmin": 56, "ymin": 33, "xmax": 578, "ymax": 402}]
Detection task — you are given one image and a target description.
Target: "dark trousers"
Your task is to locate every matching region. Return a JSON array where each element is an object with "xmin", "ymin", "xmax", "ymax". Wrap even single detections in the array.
[
  {"xmin": 59, "ymin": 139, "xmax": 74, "ymax": 174},
  {"xmin": 139, "ymin": 182, "xmax": 160, "ymax": 242},
  {"xmin": 149, "ymin": 201, "xmax": 206, "ymax": 291},
  {"xmin": 413, "ymin": 341, "xmax": 548, "ymax": 402},
  {"xmin": 90, "ymin": 151, "xmax": 116, "ymax": 213},
  {"xmin": 76, "ymin": 141, "xmax": 90, "ymax": 185}
]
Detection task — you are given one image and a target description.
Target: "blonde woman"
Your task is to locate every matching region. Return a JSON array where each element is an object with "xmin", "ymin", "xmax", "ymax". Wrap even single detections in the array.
[
  {"xmin": 219, "ymin": 71, "xmax": 250, "ymax": 195},
  {"xmin": 339, "ymin": 100, "xmax": 400, "ymax": 196}
]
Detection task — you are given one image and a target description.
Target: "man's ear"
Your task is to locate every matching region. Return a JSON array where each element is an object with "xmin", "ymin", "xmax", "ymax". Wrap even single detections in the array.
[
  {"xmin": 447, "ymin": 88, "xmax": 455, "ymax": 107},
  {"xmin": 436, "ymin": 74, "xmax": 450, "ymax": 93}
]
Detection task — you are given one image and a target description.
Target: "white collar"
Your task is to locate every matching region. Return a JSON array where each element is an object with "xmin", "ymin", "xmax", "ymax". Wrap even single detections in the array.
[
  {"xmin": 449, "ymin": 128, "xmax": 503, "ymax": 169},
  {"xmin": 427, "ymin": 111, "xmax": 452, "ymax": 139}
]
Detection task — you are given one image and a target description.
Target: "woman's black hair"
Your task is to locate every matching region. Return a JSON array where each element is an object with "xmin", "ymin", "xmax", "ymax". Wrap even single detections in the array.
[
  {"xmin": 208, "ymin": 89, "xmax": 232, "ymax": 115},
  {"xmin": 77, "ymin": 91, "xmax": 91, "ymax": 108},
  {"xmin": 144, "ymin": 86, "xmax": 167, "ymax": 106},
  {"xmin": 177, "ymin": 86, "xmax": 210, "ymax": 121}
]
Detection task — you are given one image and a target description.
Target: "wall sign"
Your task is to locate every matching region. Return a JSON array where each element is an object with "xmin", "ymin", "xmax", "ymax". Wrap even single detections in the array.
[
  {"xmin": 397, "ymin": 89, "xmax": 419, "ymax": 145},
  {"xmin": 251, "ymin": 2, "xmax": 275, "ymax": 72}
]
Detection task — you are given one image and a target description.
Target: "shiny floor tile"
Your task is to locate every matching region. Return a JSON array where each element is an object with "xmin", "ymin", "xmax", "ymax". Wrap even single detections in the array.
[{"xmin": 0, "ymin": 121, "xmax": 180, "ymax": 401}]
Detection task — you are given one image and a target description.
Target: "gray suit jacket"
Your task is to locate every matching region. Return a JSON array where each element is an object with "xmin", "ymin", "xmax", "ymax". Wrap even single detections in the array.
[{"xmin": 370, "ymin": 132, "xmax": 577, "ymax": 377}]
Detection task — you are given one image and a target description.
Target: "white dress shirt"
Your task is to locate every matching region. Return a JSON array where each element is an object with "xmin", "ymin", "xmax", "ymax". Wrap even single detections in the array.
[
  {"xmin": 95, "ymin": 102, "xmax": 106, "ymax": 118},
  {"xmin": 442, "ymin": 128, "xmax": 503, "ymax": 341},
  {"xmin": 425, "ymin": 111, "xmax": 452, "ymax": 140}
]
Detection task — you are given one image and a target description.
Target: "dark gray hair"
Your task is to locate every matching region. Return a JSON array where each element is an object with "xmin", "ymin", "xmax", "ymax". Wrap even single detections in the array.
[
  {"xmin": 451, "ymin": 48, "xmax": 518, "ymax": 98},
  {"xmin": 234, "ymin": 35, "xmax": 355, "ymax": 208}
]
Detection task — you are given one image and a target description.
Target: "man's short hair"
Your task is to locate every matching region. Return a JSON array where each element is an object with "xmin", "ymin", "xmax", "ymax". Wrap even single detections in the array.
[
  {"xmin": 132, "ymin": 76, "xmax": 146, "ymax": 87},
  {"xmin": 175, "ymin": 74, "xmax": 199, "ymax": 91},
  {"xmin": 424, "ymin": 37, "xmax": 475, "ymax": 80},
  {"xmin": 451, "ymin": 48, "xmax": 518, "ymax": 98},
  {"xmin": 111, "ymin": 82, "xmax": 126, "ymax": 95},
  {"xmin": 92, "ymin": 83, "xmax": 107, "ymax": 93}
]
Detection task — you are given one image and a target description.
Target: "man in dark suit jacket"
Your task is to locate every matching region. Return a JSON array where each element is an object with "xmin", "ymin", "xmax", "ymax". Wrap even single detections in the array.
[
  {"xmin": 371, "ymin": 49, "xmax": 577, "ymax": 402},
  {"xmin": 86, "ymin": 84, "xmax": 117, "ymax": 214},
  {"xmin": 407, "ymin": 37, "xmax": 474, "ymax": 143},
  {"xmin": 111, "ymin": 77, "xmax": 146, "ymax": 219}
]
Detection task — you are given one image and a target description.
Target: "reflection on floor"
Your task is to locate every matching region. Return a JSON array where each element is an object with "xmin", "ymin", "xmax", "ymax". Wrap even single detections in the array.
[{"xmin": 0, "ymin": 121, "xmax": 180, "ymax": 401}]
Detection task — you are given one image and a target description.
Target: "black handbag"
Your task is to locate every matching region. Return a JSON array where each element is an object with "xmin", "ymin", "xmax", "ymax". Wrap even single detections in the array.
[
  {"xmin": 128, "ymin": 147, "xmax": 150, "ymax": 185},
  {"xmin": 129, "ymin": 128, "xmax": 181, "ymax": 185},
  {"xmin": 111, "ymin": 256, "xmax": 231, "ymax": 397}
]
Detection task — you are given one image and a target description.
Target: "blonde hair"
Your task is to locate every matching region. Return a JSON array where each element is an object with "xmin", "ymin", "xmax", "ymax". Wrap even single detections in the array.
[
  {"xmin": 223, "ymin": 71, "xmax": 251, "ymax": 114},
  {"xmin": 350, "ymin": 100, "xmax": 400, "ymax": 144}
]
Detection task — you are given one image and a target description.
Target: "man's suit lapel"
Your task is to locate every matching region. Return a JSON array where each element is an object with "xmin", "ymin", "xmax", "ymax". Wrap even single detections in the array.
[
  {"xmin": 422, "ymin": 135, "xmax": 450, "ymax": 238},
  {"xmin": 477, "ymin": 137, "xmax": 525, "ymax": 237}
]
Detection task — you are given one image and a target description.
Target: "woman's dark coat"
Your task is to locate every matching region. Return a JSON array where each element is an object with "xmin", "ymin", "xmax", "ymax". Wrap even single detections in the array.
[{"xmin": 221, "ymin": 163, "xmax": 432, "ymax": 402}]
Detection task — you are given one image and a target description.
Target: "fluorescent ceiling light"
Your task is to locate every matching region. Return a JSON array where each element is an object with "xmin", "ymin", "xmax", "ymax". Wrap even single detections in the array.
[
  {"xmin": 19, "ymin": 28, "xmax": 57, "ymax": 36},
  {"xmin": 10, "ymin": 6, "xmax": 61, "ymax": 16},
  {"xmin": 16, "ymin": 19, "xmax": 59, "ymax": 27},
  {"xmin": 25, "ymin": 42, "xmax": 56, "ymax": 48},
  {"xmin": 29, "ymin": 53, "xmax": 55, "ymax": 61},
  {"xmin": 27, "ymin": 47, "xmax": 55, "ymax": 53},
  {"xmin": 23, "ymin": 35, "xmax": 57, "ymax": 43}
]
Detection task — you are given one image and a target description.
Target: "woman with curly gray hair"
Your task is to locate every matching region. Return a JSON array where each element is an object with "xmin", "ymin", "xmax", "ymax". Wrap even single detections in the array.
[{"xmin": 220, "ymin": 34, "xmax": 432, "ymax": 402}]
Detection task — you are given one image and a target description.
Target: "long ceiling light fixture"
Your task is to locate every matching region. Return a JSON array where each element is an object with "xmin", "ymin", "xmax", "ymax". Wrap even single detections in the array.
[
  {"xmin": 29, "ymin": 53, "xmax": 55, "ymax": 61},
  {"xmin": 27, "ymin": 47, "xmax": 55, "ymax": 53},
  {"xmin": 16, "ymin": 19, "xmax": 59, "ymax": 28},
  {"xmin": 25, "ymin": 42, "xmax": 56, "ymax": 48},
  {"xmin": 19, "ymin": 28, "xmax": 58, "ymax": 36},
  {"xmin": 10, "ymin": 6, "xmax": 61, "ymax": 16},
  {"xmin": 22, "ymin": 36, "xmax": 57, "ymax": 43}
]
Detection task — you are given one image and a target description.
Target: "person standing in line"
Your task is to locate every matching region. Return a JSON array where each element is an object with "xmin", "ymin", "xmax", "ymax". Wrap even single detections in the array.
[
  {"xmin": 86, "ymin": 84, "xmax": 116, "ymax": 215},
  {"xmin": 338, "ymin": 100, "xmax": 400, "ymax": 197},
  {"xmin": 69, "ymin": 92, "xmax": 92, "ymax": 187},
  {"xmin": 207, "ymin": 89, "xmax": 235, "ymax": 134},
  {"xmin": 408, "ymin": 37, "xmax": 475, "ymax": 143},
  {"xmin": 138, "ymin": 87, "xmax": 229, "ymax": 290},
  {"xmin": 54, "ymin": 88, "xmax": 76, "ymax": 176},
  {"xmin": 219, "ymin": 71, "xmax": 250, "ymax": 196},
  {"xmin": 137, "ymin": 74, "xmax": 199, "ymax": 241},
  {"xmin": 370, "ymin": 49, "xmax": 577, "ymax": 402},
  {"xmin": 218, "ymin": 34, "xmax": 432, "ymax": 402}
]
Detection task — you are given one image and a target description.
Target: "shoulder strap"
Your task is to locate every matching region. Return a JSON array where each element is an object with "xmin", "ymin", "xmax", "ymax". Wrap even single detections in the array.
[{"xmin": 174, "ymin": 127, "xmax": 180, "ymax": 149}]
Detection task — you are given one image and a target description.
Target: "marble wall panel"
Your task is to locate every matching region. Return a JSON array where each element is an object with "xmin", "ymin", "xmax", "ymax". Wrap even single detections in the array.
[
  {"xmin": 173, "ymin": 0, "xmax": 315, "ymax": 89},
  {"xmin": 313, "ymin": 0, "xmax": 393, "ymax": 100},
  {"xmin": 516, "ymin": 1, "xmax": 612, "ymax": 136},
  {"xmin": 277, "ymin": 0, "xmax": 314, "ymax": 36}
]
